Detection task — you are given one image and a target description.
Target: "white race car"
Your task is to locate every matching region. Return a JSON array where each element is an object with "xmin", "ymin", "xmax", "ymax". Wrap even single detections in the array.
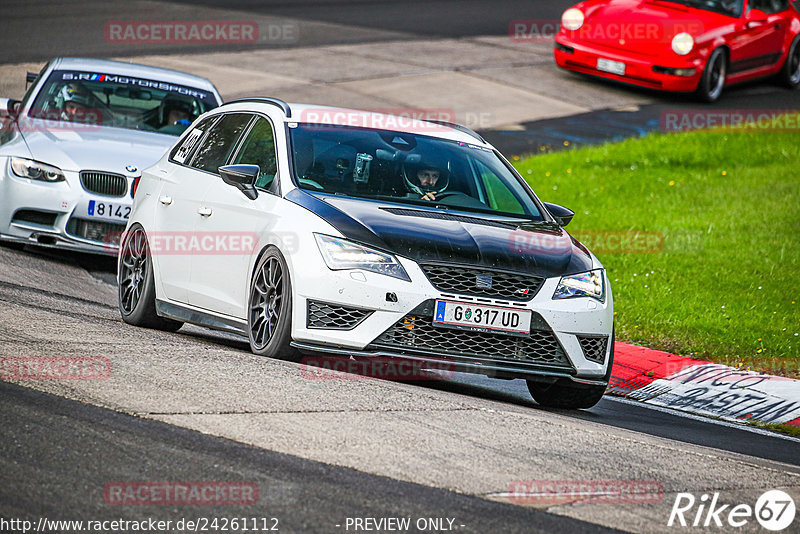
[
  {"xmin": 119, "ymin": 99, "xmax": 614, "ymax": 409},
  {"xmin": 0, "ymin": 57, "xmax": 222, "ymax": 255}
]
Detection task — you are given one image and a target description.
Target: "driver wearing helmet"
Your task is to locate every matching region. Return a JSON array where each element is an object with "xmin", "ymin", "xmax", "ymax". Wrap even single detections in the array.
[
  {"xmin": 57, "ymin": 83, "xmax": 94, "ymax": 122},
  {"xmin": 404, "ymin": 160, "xmax": 450, "ymax": 201},
  {"xmin": 158, "ymin": 95, "xmax": 194, "ymax": 131}
]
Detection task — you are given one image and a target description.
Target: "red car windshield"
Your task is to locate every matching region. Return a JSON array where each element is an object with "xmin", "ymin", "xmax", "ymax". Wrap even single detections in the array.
[{"xmin": 656, "ymin": 0, "xmax": 744, "ymax": 17}]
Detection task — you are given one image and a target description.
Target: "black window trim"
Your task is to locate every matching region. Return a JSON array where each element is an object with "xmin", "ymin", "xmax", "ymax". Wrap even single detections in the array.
[
  {"xmin": 168, "ymin": 114, "xmax": 221, "ymax": 167},
  {"xmin": 228, "ymin": 112, "xmax": 282, "ymax": 197},
  {"xmin": 186, "ymin": 112, "xmax": 255, "ymax": 174}
]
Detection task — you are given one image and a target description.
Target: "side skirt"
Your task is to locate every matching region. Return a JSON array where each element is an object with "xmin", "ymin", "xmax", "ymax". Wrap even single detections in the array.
[{"xmin": 156, "ymin": 300, "xmax": 248, "ymax": 337}]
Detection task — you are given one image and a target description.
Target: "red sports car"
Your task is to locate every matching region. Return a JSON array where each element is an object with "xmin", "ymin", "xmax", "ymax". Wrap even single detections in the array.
[{"xmin": 553, "ymin": 0, "xmax": 800, "ymax": 101}]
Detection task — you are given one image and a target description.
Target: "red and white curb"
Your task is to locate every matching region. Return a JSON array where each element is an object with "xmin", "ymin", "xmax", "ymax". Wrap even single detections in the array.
[{"xmin": 609, "ymin": 342, "xmax": 800, "ymax": 428}]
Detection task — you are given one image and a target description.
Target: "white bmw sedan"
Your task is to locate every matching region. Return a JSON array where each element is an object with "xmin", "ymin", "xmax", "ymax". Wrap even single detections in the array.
[
  {"xmin": 119, "ymin": 99, "xmax": 614, "ymax": 409},
  {"xmin": 0, "ymin": 57, "xmax": 222, "ymax": 255}
]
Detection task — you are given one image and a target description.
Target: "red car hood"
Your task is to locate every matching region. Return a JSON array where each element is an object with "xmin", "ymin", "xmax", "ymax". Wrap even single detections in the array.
[{"xmin": 575, "ymin": 0, "xmax": 729, "ymax": 56}]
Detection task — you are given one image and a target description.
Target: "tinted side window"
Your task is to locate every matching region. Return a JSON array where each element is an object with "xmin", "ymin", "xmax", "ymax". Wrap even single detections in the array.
[
  {"xmin": 750, "ymin": 0, "xmax": 787, "ymax": 13},
  {"xmin": 231, "ymin": 117, "xmax": 278, "ymax": 189},
  {"xmin": 170, "ymin": 116, "xmax": 217, "ymax": 164},
  {"xmin": 191, "ymin": 113, "xmax": 252, "ymax": 174}
]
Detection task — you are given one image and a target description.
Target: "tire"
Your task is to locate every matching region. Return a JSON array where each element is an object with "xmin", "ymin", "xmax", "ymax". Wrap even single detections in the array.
[
  {"xmin": 779, "ymin": 36, "xmax": 800, "ymax": 88},
  {"xmin": 696, "ymin": 48, "xmax": 727, "ymax": 103},
  {"xmin": 527, "ymin": 328, "xmax": 615, "ymax": 409},
  {"xmin": 247, "ymin": 247, "xmax": 299, "ymax": 361},
  {"xmin": 118, "ymin": 224, "xmax": 183, "ymax": 332}
]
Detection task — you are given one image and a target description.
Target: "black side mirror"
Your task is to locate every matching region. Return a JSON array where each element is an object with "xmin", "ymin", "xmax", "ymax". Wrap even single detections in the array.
[
  {"xmin": 544, "ymin": 202, "xmax": 574, "ymax": 227},
  {"xmin": 0, "ymin": 98, "xmax": 21, "ymax": 119},
  {"xmin": 219, "ymin": 164, "xmax": 259, "ymax": 200}
]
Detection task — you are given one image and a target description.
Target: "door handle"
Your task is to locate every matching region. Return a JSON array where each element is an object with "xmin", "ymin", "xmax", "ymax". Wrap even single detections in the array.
[
  {"xmin": 159, "ymin": 195, "xmax": 172, "ymax": 205},
  {"xmin": 198, "ymin": 207, "xmax": 213, "ymax": 217}
]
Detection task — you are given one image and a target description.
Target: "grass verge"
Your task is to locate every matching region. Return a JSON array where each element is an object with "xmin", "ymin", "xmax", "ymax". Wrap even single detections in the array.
[{"xmin": 514, "ymin": 128, "xmax": 800, "ymax": 377}]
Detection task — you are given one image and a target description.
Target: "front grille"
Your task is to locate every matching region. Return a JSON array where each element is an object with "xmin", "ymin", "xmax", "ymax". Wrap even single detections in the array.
[
  {"xmin": 66, "ymin": 217, "xmax": 125, "ymax": 245},
  {"xmin": 371, "ymin": 312, "xmax": 570, "ymax": 367},
  {"xmin": 577, "ymin": 335, "xmax": 609, "ymax": 364},
  {"xmin": 80, "ymin": 171, "xmax": 127, "ymax": 197},
  {"xmin": 306, "ymin": 300, "xmax": 373, "ymax": 330},
  {"xmin": 12, "ymin": 209, "xmax": 57, "ymax": 227},
  {"xmin": 420, "ymin": 264, "xmax": 544, "ymax": 301}
]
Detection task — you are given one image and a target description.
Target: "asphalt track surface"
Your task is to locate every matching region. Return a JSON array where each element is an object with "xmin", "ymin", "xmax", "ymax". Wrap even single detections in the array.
[{"xmin": 0, "ymin": 380, "xmax": 617, "ymax": 533}]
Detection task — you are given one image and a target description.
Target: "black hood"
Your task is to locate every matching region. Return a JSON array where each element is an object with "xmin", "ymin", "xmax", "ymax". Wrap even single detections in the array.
[{"xmin": 286, "ymin": 189, "xmax": 594, "ymax": 278}]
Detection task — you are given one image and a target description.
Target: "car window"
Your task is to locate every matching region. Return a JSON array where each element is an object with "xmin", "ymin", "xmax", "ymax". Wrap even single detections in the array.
[
  {"xmin": 750, "ymin": 0, "xmax": 788, "ymax": 13},
  {"xmin": 27, "ymin": 69, "xmax": 219, "ymax": 136},
  {"xmin": 190, "ymin": 113, "xmax": 252, "ymax": 174},
  {"xmin": 231, "ymin": 117, "xmax": 278, "ymax": 189},
  {"xmin": 289, "ymin": 124, "xmax": 543, "ymax": 220},
  {"xmin": 170, "ymin": 115, "xmax": 218, "ymax": 165},
  {"xmin": 476, "ymin": 160, "xmax": 527, "ymax": 215}
]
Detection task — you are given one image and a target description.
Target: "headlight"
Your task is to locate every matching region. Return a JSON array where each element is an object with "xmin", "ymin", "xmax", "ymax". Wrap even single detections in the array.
[
  {"xmin": 314, "ymin": 234, "xmax": 410, "ymax": 282},
  {"xmin": 562, "ymin": 8, "xmax": 584, "ymax": 31},
  {"xmin": 672, "ymin": 33, "xmax": 694, "ymax": 56},
  {"xmin": 553, "ymin": 269, "xmax": 605, "ymax": 301},
  {"xmin": 10, "ymin": 157, "xmax": 66, "ymax": 182}
]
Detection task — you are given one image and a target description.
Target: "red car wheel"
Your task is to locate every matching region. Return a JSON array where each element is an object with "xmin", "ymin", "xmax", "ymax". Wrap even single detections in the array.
[{"xmin": 697, "ymin": 48, "xmax": 727, "ymax": 103}]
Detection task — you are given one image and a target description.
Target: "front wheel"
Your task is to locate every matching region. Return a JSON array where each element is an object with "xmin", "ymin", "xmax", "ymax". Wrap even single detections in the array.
[
  {"xmin": 247, "ymin": 247, "xmax": 299, "ymax": 361},
  {"xmin": 528, "ymin": 328, "xmax": 614, "ymax": 409},
  {"xmin": 527, "ymin": 380, "xmax": 606, "ymax": 409},
  {"xmin": 696, "ymin": 48, "xmax": 726, "ymax": 103},
  {"xmin": 779, "ymin": 36, "xmax": 800, "ymax": 88},
  {"xmin": 118, "ymin": 225, "xmax": 183, "ymax": 332}
]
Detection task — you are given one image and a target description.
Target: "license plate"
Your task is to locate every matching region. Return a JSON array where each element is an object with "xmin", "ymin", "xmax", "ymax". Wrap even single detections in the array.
[
  {"xmin": 87, "ymin": 200, "xmax": 130, "ymax": 221},
  {"xmin": 433, "ymin": 300, "xmax": 532, "ymax": 336},
  {"xmin": 597, "ymin": 58, "xmax": 625, "ymax": 76}
]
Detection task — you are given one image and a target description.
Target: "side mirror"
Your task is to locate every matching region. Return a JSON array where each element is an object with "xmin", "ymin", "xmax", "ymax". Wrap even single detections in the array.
[
  {"xmin": 0, "ymin": 98, "xmax": 21, "ymax": 119},
  {"xmin": 219, "ymin": 164, "xmax": 259, "ymax": 200},
  {"xmin": 746, "ymin": 9, "xmax": 768, "ymax": 27},
  {"xmin": 544, "ymin": 202, "xmax": 574, "ymax": 227}
]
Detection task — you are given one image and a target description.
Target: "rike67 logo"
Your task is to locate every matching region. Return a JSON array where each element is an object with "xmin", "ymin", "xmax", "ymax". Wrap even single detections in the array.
[{"xmin": 669, "ymin": 490, "xmax": 795, "ymax": 531}]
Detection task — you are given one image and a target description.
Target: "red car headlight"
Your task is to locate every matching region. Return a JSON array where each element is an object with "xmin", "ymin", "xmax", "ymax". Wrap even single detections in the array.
[{"xmin": 562, "ymin": 8, "xmax": 584, "ymax": 31}]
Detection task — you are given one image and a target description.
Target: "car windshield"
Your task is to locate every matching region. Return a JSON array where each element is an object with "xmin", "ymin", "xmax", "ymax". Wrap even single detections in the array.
[
  {"xmin": 658, "ymin": 0, "xmax": 744, "ymax": 17},
  {"xmin": 28, "ymin": 70, "xmax": 219, "ymax": 136},
  {"xmin": 289, "ymin": 123, "xmax": 544, "ymax": 220}
]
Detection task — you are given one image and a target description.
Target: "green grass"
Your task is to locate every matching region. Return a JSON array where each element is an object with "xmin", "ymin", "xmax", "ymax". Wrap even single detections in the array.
[{"xmin": 513, "ymin": 129, "xmax": 800, "ymax": 377}]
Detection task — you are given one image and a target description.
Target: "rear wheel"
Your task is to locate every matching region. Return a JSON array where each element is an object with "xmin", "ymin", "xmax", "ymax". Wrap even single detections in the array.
[
  {"xmin": 118, "ymin": 225, "xmax": 183, "ymax": 331},
  {"xmin": 247, "ymin": 247, "xmax": 299, "ymax": 361},
  {"xmin": 780, "ymin": 36, "xmax": 800, "ymax": 88},
  {"xmin": 696, "ymin": 48, "xmax": 726, "ymax": 102}
]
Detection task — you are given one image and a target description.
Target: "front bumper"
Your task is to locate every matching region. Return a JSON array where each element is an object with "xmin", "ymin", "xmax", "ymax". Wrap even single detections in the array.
[
  {"xmin": 290, "ymin": 254, "xmax": 614, "ymax": 384},
  {"xmin": 0, "ymin": 158, "xmax": 133, "ymax": 256},
  {"xmin": 554, "ymin": 34, "xmax": 704, "ymax": 92}
]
